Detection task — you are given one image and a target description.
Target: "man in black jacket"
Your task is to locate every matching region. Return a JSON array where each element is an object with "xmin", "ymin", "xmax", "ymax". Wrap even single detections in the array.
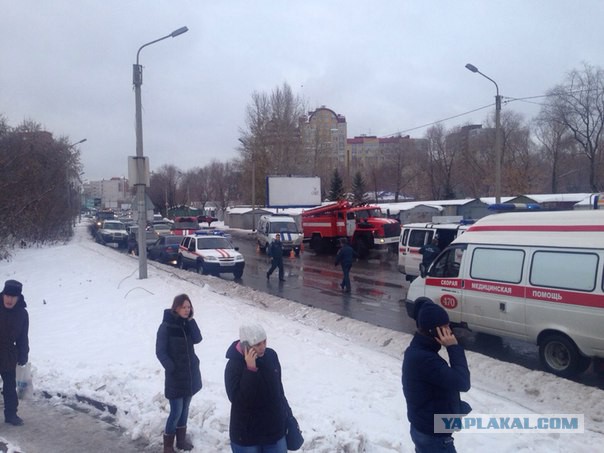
[
  {"xmin": 334, "ymin": 238, "xmax": 358, "ymax": 293},
  {"xmin": 267, "ymin": 234, "xmax": 285, "ymax": 281},
  {"xmin": 0, "ymin": 279, "xmax": 29, "ymax": 426},
  {"xmin": 402, "ymin": 302, "xmax": 471, "ymax": 452}
]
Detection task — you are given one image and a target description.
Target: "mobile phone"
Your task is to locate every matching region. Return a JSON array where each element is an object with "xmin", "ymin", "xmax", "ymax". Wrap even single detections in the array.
[{"xmin": 241, "ymin": 341, "xmax": 250, "ymax": 353}]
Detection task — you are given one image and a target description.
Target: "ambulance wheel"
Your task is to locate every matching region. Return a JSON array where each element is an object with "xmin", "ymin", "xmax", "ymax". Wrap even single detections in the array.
[{"xmin": 539, "ymin": 334, "xmax": 589, "ymax": 377}]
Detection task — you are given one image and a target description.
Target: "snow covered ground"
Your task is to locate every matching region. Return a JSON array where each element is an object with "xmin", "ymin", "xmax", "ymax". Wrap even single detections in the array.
[{"xmin": 1, "ymin": 223, "xmax": 603, "ymax": 452}]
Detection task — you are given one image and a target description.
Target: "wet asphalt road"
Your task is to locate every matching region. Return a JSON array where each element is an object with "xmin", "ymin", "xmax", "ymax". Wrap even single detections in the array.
[
  {"xmin": 226, "ymin": 229, "xmax": 415, "ymax": 333},
  {"xmin": 224, "ymin": 229, "xmax": 604, "ymax": 389}
]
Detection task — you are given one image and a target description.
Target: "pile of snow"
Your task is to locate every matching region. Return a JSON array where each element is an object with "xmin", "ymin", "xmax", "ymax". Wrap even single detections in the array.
[{"xmin": 1, "ymin": 224, "xmax": 603, "ymax": 452}]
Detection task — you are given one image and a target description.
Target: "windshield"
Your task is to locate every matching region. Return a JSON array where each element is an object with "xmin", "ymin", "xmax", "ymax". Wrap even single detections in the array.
[
  {"xmin": 270, "ymin": 222, "xmax": 298, "ymax": 233},
  {"xmin": 356, "ymin": 208, "xmax": 381, "ymax": 220},
  {"xmin": 104, "ymin": 223, "xmax": 125, "ymax": 230},
  {"xmin": 197, "ymin": 237, "xmax": 232, "ymax": 249}
]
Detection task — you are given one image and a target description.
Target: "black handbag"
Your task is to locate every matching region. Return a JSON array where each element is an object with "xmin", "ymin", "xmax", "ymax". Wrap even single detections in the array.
[{"xmin": 286, "ymin": 414, "xmax": 304, "ymax": 450}]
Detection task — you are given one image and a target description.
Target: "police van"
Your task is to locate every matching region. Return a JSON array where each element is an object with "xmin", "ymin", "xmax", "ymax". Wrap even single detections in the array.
[
  {"xmin": 398, "ymin": 221, "xmax": 470, "ymax": 281},
  {"xmin": 404, "ymin": 210, "xmax": 604, "ymax": 377},
  {"xmin": 256, "ymin": 214, "xmax": 302, "ymax": 256}
]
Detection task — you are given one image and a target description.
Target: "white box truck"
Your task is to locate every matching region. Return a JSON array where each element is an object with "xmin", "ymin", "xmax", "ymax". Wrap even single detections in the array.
[{"xmin": 405, "ymin": 210, "xmax": 604, "ymax": 377}]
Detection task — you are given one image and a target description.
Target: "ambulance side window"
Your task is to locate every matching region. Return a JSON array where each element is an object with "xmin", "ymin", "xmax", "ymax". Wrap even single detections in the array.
[
  {"xmin": 430, "ymin": 246, "xmax": 465, "ymax": 278},
  {"xmin": 409, "ymin": 230, "xmax": 428, "ymax": 247}
]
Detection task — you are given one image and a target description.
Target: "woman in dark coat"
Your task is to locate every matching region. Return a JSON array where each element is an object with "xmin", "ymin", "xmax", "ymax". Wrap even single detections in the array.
[
  {"xmin": 156, "ymin": 294, "xmax": 202, "ymax": 453},
  {"xmin": 224, "ymin": 323, "xmax": 290, "ymax": 453}
]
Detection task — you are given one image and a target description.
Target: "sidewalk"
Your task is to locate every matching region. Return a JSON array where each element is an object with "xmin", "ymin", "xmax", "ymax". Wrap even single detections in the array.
[{"xmin": 0, "ymin": 397, "xmax": 152, "ymax": 453}]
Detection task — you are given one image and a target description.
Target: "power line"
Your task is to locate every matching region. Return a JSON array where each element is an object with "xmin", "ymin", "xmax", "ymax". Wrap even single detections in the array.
[{"xmin": 384, "ymin": 88, "xmax": 602, "ymax": 138}]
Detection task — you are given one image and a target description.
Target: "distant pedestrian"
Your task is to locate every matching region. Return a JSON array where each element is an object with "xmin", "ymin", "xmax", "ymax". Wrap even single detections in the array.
[
  {"xmin": 419, "ymin": 237, "xmax": 441, "ymax": 273},
  {"xmin": 402, "ymin": 302, "xmax": 471, "ymax": 452},
  {"xmin": 335, "ymin": 238, "xmax": 358, "ymax": 293},
  {"xmin": 0, "ymin": 279, "xmax": 29, "ymax": 426},
  {"xmin": 267, "ymin": 233, "xmax": 285, "ymax": 281},
  {"xmin": 156, "ymin": 294, "xmax": 203, "ymax": 453},
  {"xmin": 224, "ymin": 323, "xmax": 291, "ymax": 453}
]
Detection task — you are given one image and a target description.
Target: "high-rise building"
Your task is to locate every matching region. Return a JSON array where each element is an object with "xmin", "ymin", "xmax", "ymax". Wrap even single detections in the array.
[{"xmin": 299, "ymin": 106, "xmax": 347, "ymax": 174}]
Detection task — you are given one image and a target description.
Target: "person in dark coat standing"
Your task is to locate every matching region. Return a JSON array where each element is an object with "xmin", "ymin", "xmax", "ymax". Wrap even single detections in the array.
[
  {"xmin": 334, "ymin": 238, "xmax": 358, "ymax": 293},
  {"xmin": 224, "ymin": 323, "xmax": 290, "ymax": 453},
  {"xmin": 156, "ymin": 294, "xmax": 203, "ymax": 453},
  {"xmin": 419, "ymin": 237, "xmax": 441, "ymax": 272},
  {"xmin": 266, "ymin": 234, "xmax": 285, "ymax": 281},
  {"xmin": 0, "ymin": 279, "xmax": 29, "ymax": 426},
  {"xmin": 402, "ymin": 302, "xmax": 471, "ymax": 453}
]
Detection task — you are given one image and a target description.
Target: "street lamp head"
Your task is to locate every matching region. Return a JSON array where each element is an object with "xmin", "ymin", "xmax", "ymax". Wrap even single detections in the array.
[
  {"xmin": 68, "ymin": 138, "xmax": 87, "ymax": 148},
  {"xmin": 171, "ymin": 26, "xmax": 188, "ymax": 38},
  {"xmin": 465, "ymin": 63, "xmax": 478, "ymax": 73}
]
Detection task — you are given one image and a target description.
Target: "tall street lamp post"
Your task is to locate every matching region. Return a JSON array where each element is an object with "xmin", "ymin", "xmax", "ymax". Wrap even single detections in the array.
[
  {"xmin": 465, "ymin": 63, "xmax": 502, "ymax": 204},
  {"xmin": 133, "ymin": 26, "xmax": 188, "ymax": 279}
]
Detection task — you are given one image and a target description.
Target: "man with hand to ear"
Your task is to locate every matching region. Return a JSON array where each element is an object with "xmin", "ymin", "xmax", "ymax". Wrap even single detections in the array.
[
  {"xmin": 402, "ymin": 302, "xmax": 471, "ymax": 453},
  {"xmin": 0, "ymin": 280, "xmax": 29, "ymax": 426}
]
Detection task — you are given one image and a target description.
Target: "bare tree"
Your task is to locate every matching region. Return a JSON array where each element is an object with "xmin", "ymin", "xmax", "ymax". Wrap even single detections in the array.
[
  {"xmin": 542, "ymin": 63, "xmax": 604, "ymax": 191},
  {"xmin": 424, "ymin": 124, "xmax": 458, "ymax": 199},
  {"xmin": 533, "ymin": 113, "xmax": 575, "ymax": 193},
  {"xmin": 238, "ymin": 82, "xmax": 305, "ymax": 205}
]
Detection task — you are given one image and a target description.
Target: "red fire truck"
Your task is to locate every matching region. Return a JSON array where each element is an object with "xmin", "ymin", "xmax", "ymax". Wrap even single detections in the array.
[{"xmin": 301, "ymin": 201, "xmax": 401, "ymax": 257}]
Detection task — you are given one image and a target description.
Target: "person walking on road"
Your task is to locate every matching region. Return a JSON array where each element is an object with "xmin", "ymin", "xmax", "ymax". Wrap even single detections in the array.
[
  {"xmin": 402, "ymin": 302, "xmax": 471, "ymax": 452},
  {"xmin": 0, "ymin": 279, "xmax": 29, "ymax": 426},
  {"xmin": 224, "ymin": 323, "xmax": 291, "ymax": 453},
  {"xmin": 156, "ymin": 294, "xmax": 203, "ymax": 453},
  {"xmin": 266, "ymin": 233, "xmax": 285, "ymax": 281},
  {"xmin": 335, "ymin": 238, "xmax": 358, "ymax": 293},
  {"xmin": 419, "ymin": 237, "xmax": 441, "ymax": 273}
]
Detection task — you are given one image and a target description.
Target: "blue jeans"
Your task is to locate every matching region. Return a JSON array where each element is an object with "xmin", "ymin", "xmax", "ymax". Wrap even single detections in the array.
[
  {"xmin": 231, "ymin": 436, "xmax": 287, "ymax": 453},
  {"xmin": 410, "ymin": 425, "xmax": 456, "ymax": 453},
  {"xmin": 165, "ymin": 395, "xmax": 192, "ymax": 434}
]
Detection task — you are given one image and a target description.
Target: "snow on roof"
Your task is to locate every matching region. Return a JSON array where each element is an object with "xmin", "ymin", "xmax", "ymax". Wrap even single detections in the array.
[
  {"xmin": 377, "ymin": 202, "xmax": 444, "ymax": 214},
  {"xmin": 522, "ymin": 193, "xmax": 594, "ymax": 203}
]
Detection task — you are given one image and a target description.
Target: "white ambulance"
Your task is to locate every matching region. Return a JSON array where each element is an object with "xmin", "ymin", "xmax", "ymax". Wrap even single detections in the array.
[
  {"xmin": 405, "ymin": 210, "xmax": 604, "ymax": 377},
  {"xmin": 398, "ymin": 222, "xmax": 470, "ymax": 281}
]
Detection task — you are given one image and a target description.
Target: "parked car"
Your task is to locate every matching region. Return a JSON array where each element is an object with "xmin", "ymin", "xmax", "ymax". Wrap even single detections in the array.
[
  {"xmin": 127, "ymin": 226, "xmax": 160, "ymax": 255},
  {"xmin": 147, "ymin": 235, "xmax": 182, "ymax": 264},
  {"xmin": 96, "ymin": 220, "xmax": 128, "ymax": 248},
  {"xmin": 177, "ymin": 230, "xmax": 245, "ymax": 278},
  {"xmin": 197, "ymin": 215, "xmax": 218, "ymax": 227},
  {"xmin": 152, "ymin": 221, "xmax": 173, "ymax": 235}
]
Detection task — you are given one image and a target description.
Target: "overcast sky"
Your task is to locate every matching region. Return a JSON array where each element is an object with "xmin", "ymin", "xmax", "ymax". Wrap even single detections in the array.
[{"xmin": 1, "ymin": 1, "xmax": 602, "ymax": 181}]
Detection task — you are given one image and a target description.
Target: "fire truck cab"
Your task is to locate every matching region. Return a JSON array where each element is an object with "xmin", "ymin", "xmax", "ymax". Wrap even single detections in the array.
[{"xmin": 301, "ymin": 201, "xmax": 401, "ymax": 257}]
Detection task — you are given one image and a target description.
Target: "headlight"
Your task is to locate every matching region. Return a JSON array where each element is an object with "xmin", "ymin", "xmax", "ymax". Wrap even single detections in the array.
[
  {"xmin": 204, "ymin": 256, "xmax": 218, "ymax": 262},
  {"xmin": 235, "ymin": 255, "xmax": 244, "ymax": 262}
]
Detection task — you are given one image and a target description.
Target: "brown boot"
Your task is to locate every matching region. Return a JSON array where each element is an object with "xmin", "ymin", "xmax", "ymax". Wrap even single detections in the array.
[
  {"xmin": 176, "ymin": 426, "xmax": 194, "ymax": 450},
  {"xmin": 163, "ymin": 433, "xmax": 176, "ymax": 453}
]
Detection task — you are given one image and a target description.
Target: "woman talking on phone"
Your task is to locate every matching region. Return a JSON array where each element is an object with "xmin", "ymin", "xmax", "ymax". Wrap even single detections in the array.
[
  {"xmin": 156, "ymin": 294, "xmax": 202, "ymax": 453},
  {"xmin": 402, "ymin": 302, "xmax": 471, "ymax": 453},
  {"xmin": 224, "ymin": 323, "xmax": 290, "ymax": 453}
]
